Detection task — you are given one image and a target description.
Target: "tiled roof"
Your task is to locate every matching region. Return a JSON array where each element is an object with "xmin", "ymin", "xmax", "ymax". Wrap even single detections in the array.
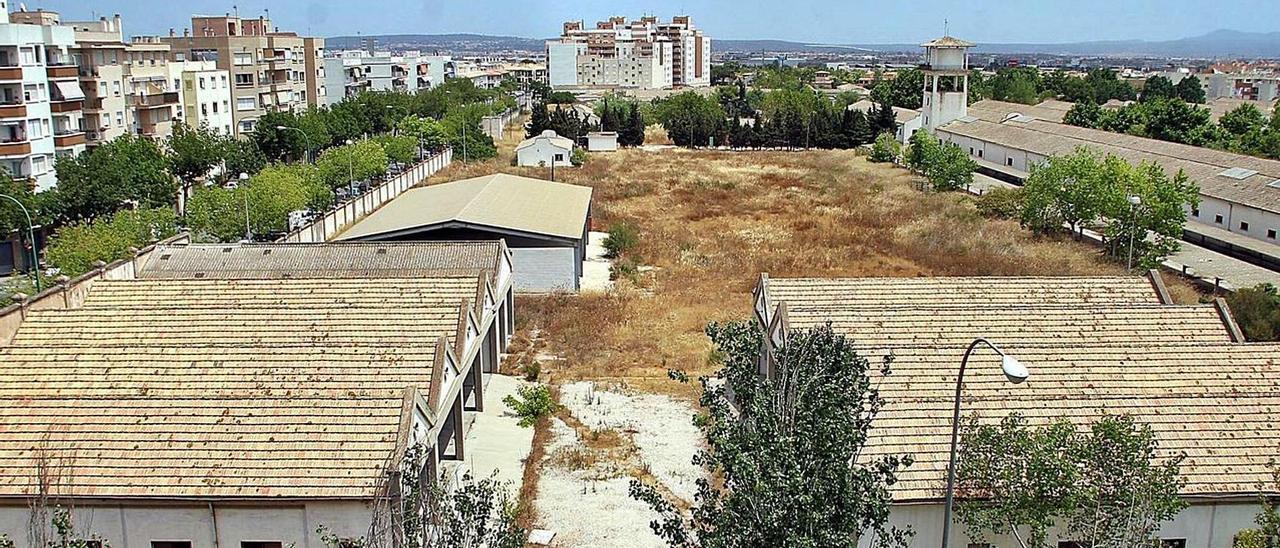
[
  {"xmin": 337, "ymin": 173, "xmax": 593, "ymax": 241},
  {"xmin": 940, "ymin": 107, "xmax": 1280, "ymax": 214},
  {"xmin": 786, "ymin": 304, "xmax": 1236, "ymax": 348},
  {"xmin": 765, "ymin": 275, "xmax": 1164, "ymax": 310},
  {"xmin": 921, "ymin": 36, "xmax": 976, "ymax": 48},
  {"xmin": 0, "ymin": 277, "xmax": 480, "ymax": 499},
  {"xmin": 140, "ymin": 241, "xmax": 505, "ymax": 280},
  {"xmin": 966, "ymin": 99, "xmax": 1070, "ymax": 124},
  {"xmin": 861, "ymin": 343, "xmax": 1280, "ymax": 501}
]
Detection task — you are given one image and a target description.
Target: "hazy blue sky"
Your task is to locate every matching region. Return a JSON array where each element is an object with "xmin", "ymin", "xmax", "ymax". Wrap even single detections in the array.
[{"xmin": 20, "ymin": 0, "xmax": 1280, "ymax": 44}]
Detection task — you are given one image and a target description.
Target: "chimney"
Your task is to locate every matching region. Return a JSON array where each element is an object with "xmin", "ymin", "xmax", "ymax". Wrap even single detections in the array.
[
  {"xmin": 169, "ymin": 28, "xmax": 175, "ymax": 38},
  {"xmin": 114, "ymin": 13, "xmax": 121, "ymax": 33}
]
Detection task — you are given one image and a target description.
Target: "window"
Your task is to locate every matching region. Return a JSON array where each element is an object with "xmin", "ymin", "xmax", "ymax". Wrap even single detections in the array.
[
  {"xmin": 199, "ymin": 77, "xmax": 206, "ymax": 89},
  {"xmin": 1268, "ymin": 229, "xmax": 1277, "ymax": 239},
  {"xmin": 115, "ymin": 111, "xmax": 123, "ymax": 127},
  {"xmin": 221, "ymin": 75, "xmax": 228, "ymax": 88},
  {"xmin": 151, "ymin": 542, "xmax": 192, "ymax": 548},
  {"xmin": 233, "ymin": 52, "xmax": 253, "ymax": 66},
  {"xmin": 211, "ymin": 102, "xmax": 218, "ymax": 113},
  {"xmin": 98, "ymin": 81, "xmax": 107, "ymax": 96},
  {"xmin": 1006, "ymin": 157, "xmax": 1014, "ymax": 167},
  {"xmin": 1240, "ymin": 221, "xmax": 1250, "ymax": 232},
  {"xmin": 19, "ymin": 47, "xmax": 36, "ymax": 65},
  {"xmin": 22, "ymin": 84, "xmax": 36, "ymax": 102},
  {"xmin": 201, "ymin": 104, "xmax": 208, "ymax": 116},
  {"xmin": 241, "ymin": 543, "xmax": 283, "ymax": 548},
  {"xmin": 26, "ymin": 119, "xmax": 42, "ymax": 139},
  {"xmin": 239, "ymin": 119, "xmax": 256, "ymax": 133},
  {"xmin": 977, "ymin": 149, "xmax": 983, "ymax": 158},
  {"xmin": 1191, "ymin": 207, "xmax": 1200, "ymax": 217},
  {"xmin": 1215, "ymin": 214, "xmax": 1224, "ymax": 224},
  {"xmin": 112, "ymin": 81, "xmax": 120, "ymax": 96},
  {"xmin": 554, "ymin": 153, "xmax": 565, "ymax": 162},
  {"xmin": 236, "ymin": 97, "xmax": 256, "ymax": 111},
  {"xmin": 235, "ymin": 73, "xmax": 254, "ymax": 86},
  {"xmin": 32, "ymin": 155, "xmax": 46, "ymax": 173}
]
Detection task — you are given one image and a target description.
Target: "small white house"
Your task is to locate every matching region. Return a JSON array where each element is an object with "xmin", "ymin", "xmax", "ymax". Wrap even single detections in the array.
[
  {"xmin": 516, "ymin": 130, "xmax": 574, "ymax": 167},
  {"xmin": 587, "ymin": 131, "xmax": 618, "ymax": 152}
]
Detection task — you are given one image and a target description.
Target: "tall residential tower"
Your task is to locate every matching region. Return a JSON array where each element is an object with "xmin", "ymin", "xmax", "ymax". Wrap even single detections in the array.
[{"xmin": 546, "ymin": 15, "xmax": 710, "ymax": 90}]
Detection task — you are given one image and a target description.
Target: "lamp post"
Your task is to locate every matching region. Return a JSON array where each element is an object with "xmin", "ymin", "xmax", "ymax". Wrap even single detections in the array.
[
  {"xmin": 275, "ymin": 125, "xmax": 310, "ymax": 163},
  {"xmin": 345, "ymin": 139, "xmax": 356, "ymax": 196},
  {"xmin": 0, "ymin": 193, "xmax": 39, "ymax": 291},
  {"xmin": 239, "ymin": 172, "xmax": 251, "ymax": 242},
  {"xmin": 940, "ymin": 338, "xmax": 1029, "ymax": 548},
  {"xmin": 1126, "ymin": 195, "xmax": 1142, "ymax": 272}
]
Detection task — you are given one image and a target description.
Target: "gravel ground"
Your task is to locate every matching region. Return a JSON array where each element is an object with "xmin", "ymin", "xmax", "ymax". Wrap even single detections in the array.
[{"xmin": 533, "ymin": 383, "xmax": 705, "ymax": 547}]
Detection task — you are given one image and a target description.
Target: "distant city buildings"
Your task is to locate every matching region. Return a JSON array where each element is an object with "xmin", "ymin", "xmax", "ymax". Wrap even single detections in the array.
[{"xmin": 546, "ymin": 15, "xmax": 711, "ymax": 90}]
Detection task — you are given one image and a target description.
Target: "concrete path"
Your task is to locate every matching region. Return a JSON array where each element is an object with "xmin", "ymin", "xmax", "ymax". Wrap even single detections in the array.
[
  {"xmin": 580, "ymin": 231, "xmax": 614, "ymax": 292},
  {"xmin": 464, "ymin": 374, "xmax": 536, "ymax": 491}
]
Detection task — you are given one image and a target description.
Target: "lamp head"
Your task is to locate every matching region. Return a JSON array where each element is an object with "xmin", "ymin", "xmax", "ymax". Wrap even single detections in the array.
[
  {"xmin": 1001, "ymin": 355, "xmax": 1029, "ymax": 384},
  {"xmin": 275, "ymin": 125, "xmax": 287, "ymax": 130},
  {"xmin": 238, "ymin": 172, "xmax": 249, "ymax": 181},
  {"xmin": 1127, "ymin": 195, "xmax": 1142, "ymax": 206}
]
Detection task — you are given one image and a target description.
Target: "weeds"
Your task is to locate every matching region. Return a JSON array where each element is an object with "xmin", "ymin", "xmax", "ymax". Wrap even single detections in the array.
[
  {"xmin": 504, "ymin": 385, "xmax": 559, "ymax": 427},
  {"xmin": 603, "ymin": 222, "xmax": 640, "ymax": 259}
]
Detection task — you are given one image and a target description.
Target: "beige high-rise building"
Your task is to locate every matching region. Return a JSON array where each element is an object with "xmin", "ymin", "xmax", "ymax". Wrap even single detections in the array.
[
  {"xmin": 161, "ymin": 15, "xmax": 324, "ymax": 137},
  {"xmin": 546, "ymin": 15, "xmax": 710, "ymax": 90}
]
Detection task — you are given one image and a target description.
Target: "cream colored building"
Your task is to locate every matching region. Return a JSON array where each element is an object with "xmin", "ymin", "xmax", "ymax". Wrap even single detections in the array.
[
  {"xmin": 176, "ymin": 60, "xmax": 232, "ymax": 135},
  {"xmin": 161, "ymin": 15, "xmax": 323, "ymax": 136},
  {"xmin": 547, "ymin": 15, "xmax": 710, "ymax": 90}
]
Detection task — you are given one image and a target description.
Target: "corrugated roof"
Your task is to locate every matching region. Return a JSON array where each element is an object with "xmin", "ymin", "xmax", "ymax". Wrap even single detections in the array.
[
  {"xmin": 140, "ymin": 241, "xmax": 505, "ymax": 280},
  {"xmin": 939, "ymin": 114, "xmax": 1280, "ymax": 214},
  {"xmin": 846, "ymin": 99, "xmax": 921, "ymax": 123},
  {"xmin": 0, "ymin": 277, "xmax": 480, "ymax": 499},
  {"xmin": 921, "ymin": 36, "xmax": 976, "ymax": 48},
  {"xmin": 337, "ymin": 173, "xmax": 593, "ymax": 241},
  {"xmin": 966, "ymin": 99, "xmax": 1069, "ymax": 124}
]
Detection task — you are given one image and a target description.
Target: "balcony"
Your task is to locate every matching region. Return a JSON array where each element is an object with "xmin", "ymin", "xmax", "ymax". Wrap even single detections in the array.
[
  {"xmin": 50, "ymin": 99, "xmax": 83, "ymax": 113},
  {"xmin": 0, "ymin": 67, "xmax": 22, "ymax": 81},
  {"xmin": 0, "ymin": 103, "xmax": 25, "ymax": 118},
  {"xmin": 139, "ymin": 119, "xmax": 172, "ymax": 137},
  {"xmin": 54, "ymin": 131, "xmax": 86, "ymax": 148},
  {"xmin": 47, "ymin": 65, "xmax": 78, "ymax": 79},
  {"xmin": 132, "ymin": 91, "xmax": 179, "ymax": 108},
  {"xmin": 0, "ymin": 139, "xmax": 31, "ymax": 156}
]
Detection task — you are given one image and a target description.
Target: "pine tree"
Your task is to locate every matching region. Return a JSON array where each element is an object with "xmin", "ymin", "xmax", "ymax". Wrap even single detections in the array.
[
  {"xmin": 527, "ymin": 101, "xmax": 549, "ymax": 138},
  {"xmin": 622, "ymin": 103, "xmax": 646, "ymax": 147},
  {"xmin": 600, "ymin": 100, "xmax": 619, "ymax": 132},
  {"xmin": 872, "ymin": 101, "xmax": 898, "ymax": 134}
]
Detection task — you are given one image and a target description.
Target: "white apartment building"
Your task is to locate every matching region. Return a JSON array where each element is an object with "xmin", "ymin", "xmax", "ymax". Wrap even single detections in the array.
[
  {"xmin": 0, "ymin": 3, "xmax": 85, "ymax": 191},
  {"xmin": 546, "ymin": 15, "xmax": 709, "ymax": 90},
  {"xmin": 177, "ymin": 60, "xmax": 232, "ymax": 135}
]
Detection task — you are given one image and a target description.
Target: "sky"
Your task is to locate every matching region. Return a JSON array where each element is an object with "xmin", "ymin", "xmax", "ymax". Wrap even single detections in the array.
[{"xmin": 20, "ymin": 0, "xmax": 1280, "ymax": 44}]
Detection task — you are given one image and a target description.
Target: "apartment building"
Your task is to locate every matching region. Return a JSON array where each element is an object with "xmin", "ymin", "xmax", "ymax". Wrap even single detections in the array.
[
  {"xmin": 0, "ymin": 4, "xmax": 85, "ymax": 191},
  {"xmin": 161, "ymin": 14, "xmax": 323, "ymax": 136},
  {"xmin": 546, "ymin": 15, "xmax": 709, "ymax": 90},
  {"xmin": 177, "ymin": 60, "xmax": 233, "ymax": 135}
]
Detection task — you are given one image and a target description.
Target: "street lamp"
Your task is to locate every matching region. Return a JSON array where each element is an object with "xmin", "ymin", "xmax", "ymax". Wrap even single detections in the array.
[
  {"xmin": 239, "ymin": 172, "xmax": 251, "ymax": 242},
  {"xmin": 345, "ymin": 139, "xmax": 356, "ymax": 196},
  {"xmin": 1126, "ymin": 195, "xmax": 1143, "ymax": 272},
  {"xmin": 0, "ymin": 193, "xmax": 39, "ymax": 291},
  {"xmin": 940, "ymin": 338, "xmax": 1029, "ymax": 548},
  {"xmin": 275, "ymin": 125, "xmax": 311, "ymax": 163}
]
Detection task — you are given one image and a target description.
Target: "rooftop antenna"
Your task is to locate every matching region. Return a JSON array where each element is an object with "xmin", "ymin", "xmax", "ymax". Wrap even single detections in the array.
[
  {"xmin": 944, "ymin": 19, "xmax": 949, "ymax": 37},
  {"xmin": 232, "ymin": 5, "xmax": 238, "ymax": 17}
]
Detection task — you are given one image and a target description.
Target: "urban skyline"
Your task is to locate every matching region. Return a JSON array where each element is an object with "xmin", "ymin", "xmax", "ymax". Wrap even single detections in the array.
[{"xmin": 18, "ymin": 0, "xmax": 1280, "ymax": 45}]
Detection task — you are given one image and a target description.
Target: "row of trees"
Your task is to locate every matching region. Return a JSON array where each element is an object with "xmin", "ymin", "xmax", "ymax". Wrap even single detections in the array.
[
  {"xmin": 1065, "ymin": 96, "xmax": 1280, "ymax": 160},
  {"xmin": 968, "ymin": 67, "xmax": 1139, "ymax": 106},
  {"xmin": 1014, "ymin": 147, "xmax": 1200, "ymax": 268}
]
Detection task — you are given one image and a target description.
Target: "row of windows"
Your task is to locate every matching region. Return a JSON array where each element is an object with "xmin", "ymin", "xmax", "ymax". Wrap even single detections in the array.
[{"xmin": 1191, "ymin": 208, "xmax": 1277, "ymax": 239}]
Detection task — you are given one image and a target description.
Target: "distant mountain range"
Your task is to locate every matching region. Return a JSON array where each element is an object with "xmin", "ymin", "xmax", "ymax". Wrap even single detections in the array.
[{"xmin": 326, "ymin": 30, "xmax": 1280, "ymax": 59}]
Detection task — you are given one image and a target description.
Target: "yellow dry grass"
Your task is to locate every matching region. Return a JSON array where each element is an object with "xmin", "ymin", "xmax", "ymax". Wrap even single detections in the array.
[{"xmin": 430, "ymin": 144, "xmax": 1143, "ymax": 399}]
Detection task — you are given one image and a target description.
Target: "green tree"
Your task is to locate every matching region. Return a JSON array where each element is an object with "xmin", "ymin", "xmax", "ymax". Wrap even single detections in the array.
[
  {"xmin": 1142, "ymin": 98, "xmax": 1213, "ymax": 144},
  {"xmin": 1100, "ymin": 161, "xmax": 1199, "ymax": 268},
  {"xmin": 906, "ymin": 128, "xmax": 940, "ymax": 172},
  {"xmin": 0, "ymin": 170, "xmax": 41, "ymax": 236},
  {"xmin": 1020, "ymin": 148, "xmax": 1114, "ymax": 236},
  {"xmin": 655, "ymin": 91, "xmax": 726, "ymax": 148},
  {"xmin": 187, "ymin": 165, "xmax": 331, "ymax": 242},
  {"xmin": 926, "ymin": 142, "xmax": 977, "ymax": 191},
  {"xmin": 887, "ymin": 68, "xmax": 924, "ymax": 110},
  {"xmin": 630, "ymin": 321, "xmax": 912, "ymax": 548},
  {"xmin": 1225, "ymin": 284, "xmax": 1280, "ymax": 341},
  {"xmin": 252, "ymin": 111, "xmax": 307, "ymax": 162},
  {"xmin": 1063, "ymin": 100, "xmax": 1104, "ymax": 129},
  {"xmin": 376, "ymin": 134, "xmax": 418, "ymax": 165},
  {"xmin": 1084, "ymin": 68, "xmax": 1137, "ymax": 102},
  {"xmin": 1140, "ymin": 75, "xmax": 1178, "ymax": 102},
  {"xmin": 1175, "ymin": 75, "xmax": 1206, "ymax": 103},
  {"xmin": 868, "ymin": 132, "xmax": 900, "ymax": 163},
  {"xmin": 991, "ymin": 67, "xmax": 1043, "ymax": 105},
  {"xmin": 620, "ymin": 102, "xmax": 646, "ymax": 147},
  {"xmin": 316, "ymin": 139, "xmax": 389, "ymax": 189},
  {"xmin": 44, "ymin": 207, "xmax": 178, "ymax": 276},
  {"xmin": 165, "ymin": 122, "xmax": 223, "ymax": 183},
  {"xmin": 1220, "ymin": 103, "xmax": 1267, "ymax": 136},
  {"xmin": 221, "ymin": 137, "xmax": 267, "ymax": 181},
  {"xmin": 52, "ymin": 134, "xmax": 176, "ymax": 222},
  {"xmin": 397, "ymin": 115, "xmax": 449, "ymax": 151},
  {"xmin": 527, "ymin": 101, "xmax": 551, "ymax": 138}
]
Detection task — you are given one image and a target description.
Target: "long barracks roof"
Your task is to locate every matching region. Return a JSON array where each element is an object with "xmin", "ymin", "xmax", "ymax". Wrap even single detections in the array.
[
  {"xmin": 139, "ymin": 241, "xmax": 506, "ymax": 280},
  {"xmin": 337, "ymin": 173, "xmax": 593, "ymax": 242},
  {"xmin": 0, "ymin": 277, "xmax": 482, "ymax": 500},
  {"xmin": 940, "ymin": 102, "xmax": 1280, "ymax": 214},
  {"xmin": 764, "ymin": 274, "xmax": 1167, "ymax": 310}
]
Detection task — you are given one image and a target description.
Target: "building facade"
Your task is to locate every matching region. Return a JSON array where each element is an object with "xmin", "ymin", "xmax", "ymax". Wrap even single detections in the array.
[
  {"xmin": 546, "ymin": 15, "xmax": 709, "ymax": 90},
  {"xmin": 161, "ymin": 15, "xmax": 322, "ymax": 136},
  {"xmin": 0, "ymin": 4, "xmax": 84, "ymax": 191},
  {"xmin": 177, "ymin": 60, "xmax": 232, "ymax": 135}
]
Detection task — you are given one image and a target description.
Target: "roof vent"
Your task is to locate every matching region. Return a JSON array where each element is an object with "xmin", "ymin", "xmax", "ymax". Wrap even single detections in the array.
[
  {"xmin": 1007, "ymin": 114, "xmax": 1037, "ymax": 124},
  {"xmin": 222, "ymin": 247, "xmax": 233, "ymax": 253},
  {"xmin": 1220, "ymin": 167, "xmax": 1259, "ymax": 180},
  {"xmin": 1268, "ymin": 179, "xmax": 1280, "ymax": 189},
  {"xmin": 957, "ymin": 115, "xmax": 978, "ymax": 123},
  {"xmin": 262, "ymin": 249, "xmax": 272, "ymax": 255},
  {"xmin": 159, "ymin": 253, "xmax": 171, "ymax": 260},
  {"xmin": 376, "ymin": 247, "xmax": 388, "ymax": 254},
  {"xmin": 194, "ymin": 272, "xmax": 205, "ymax": 278}
]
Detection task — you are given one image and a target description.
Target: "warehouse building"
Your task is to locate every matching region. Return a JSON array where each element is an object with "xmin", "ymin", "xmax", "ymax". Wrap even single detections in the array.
[
  {"xmin": 751, "ymin": 273, "xmax": 1276, "ymax": 548},
  {"xmin": 338, "ymin": 173, "xmax": 593, "ymax": 293}
]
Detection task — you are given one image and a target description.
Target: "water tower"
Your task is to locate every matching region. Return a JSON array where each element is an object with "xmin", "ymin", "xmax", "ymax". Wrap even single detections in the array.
[{"xmin": 920, "ymin": 35, "xmax": 975, "ymax": 132}]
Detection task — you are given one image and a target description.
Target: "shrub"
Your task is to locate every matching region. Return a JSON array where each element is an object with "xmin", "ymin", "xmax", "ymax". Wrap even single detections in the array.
[
  {"xmin": 503, "ymin": 384, "xmax": 558, "ymax": 427},
  {"xmin": 570, "ymin": 147, "xmax": 588, "ymax": 167},
  {"xmin": 1226, "ymin": 284, "xmax": 1280, "ymax": 341},
  {"xmin": 975, "ymin": 187, "xmax": 1026, "ymax": 219},
  {"xmin": 603, "ymin": 222, "xmax": 640, "ymax": 259},
  {"xmin": 868, "ymin": 132, "xmax": 900, "ymax": 163},
  {"xmin": 45, "ymin": 207, "xmax": 178, "ymax": 276},
  {"xmin": 522, "ymin": 360, "xmax": 541, "ymax": 382},
  {"xmin": 610, "ymin": 257, "xmax": 642, "ymax": 283}
]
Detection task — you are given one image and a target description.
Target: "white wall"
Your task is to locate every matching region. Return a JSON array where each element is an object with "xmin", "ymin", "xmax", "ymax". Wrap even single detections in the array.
[
  {"xmin": 516, "ymin": 140, "xmax": 571, "ymax": 167},
  {"xmin": 546, "ymin": 43, "xmax": 581, "ymax": 88},
  {"xmin": 0, "ymin": 500, "xmax": 372, "ymax": 548},
  {"xmin": 864, "ymin": 500, "xmax": 1263, "ymax": 548}
]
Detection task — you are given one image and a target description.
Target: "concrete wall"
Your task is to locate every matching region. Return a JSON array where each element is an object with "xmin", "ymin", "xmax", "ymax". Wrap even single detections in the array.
[
  {"xmin": 546, "ymin": 42, "xmax": 581, "ymax": 88},
  {"xmin": 866, "ymin": 500, "xmax": 1263, "ymax": 548},
  {"xmin": 511, "ymin": 247, "xmax": 578, "ymax": 292},
  {"xmin": 516, "ymin": 140, "xmax": 571, "ymax": 167},
  {"xmin": 0, "ymin": 500, "xmax": 372, "ymax": 548},
  {"xmin": 279, "ymin": 148, "xmax": 453, "ymax": 243}
]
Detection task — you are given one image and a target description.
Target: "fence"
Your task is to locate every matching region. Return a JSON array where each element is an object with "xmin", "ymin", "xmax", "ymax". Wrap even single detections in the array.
[
  {"xmin": 481, "ymin": 108, "xmax": 521, "ymax": 141},
  {"xmin": 278, "ymin": 147, "xmax": 454, "ymax": 243}
]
